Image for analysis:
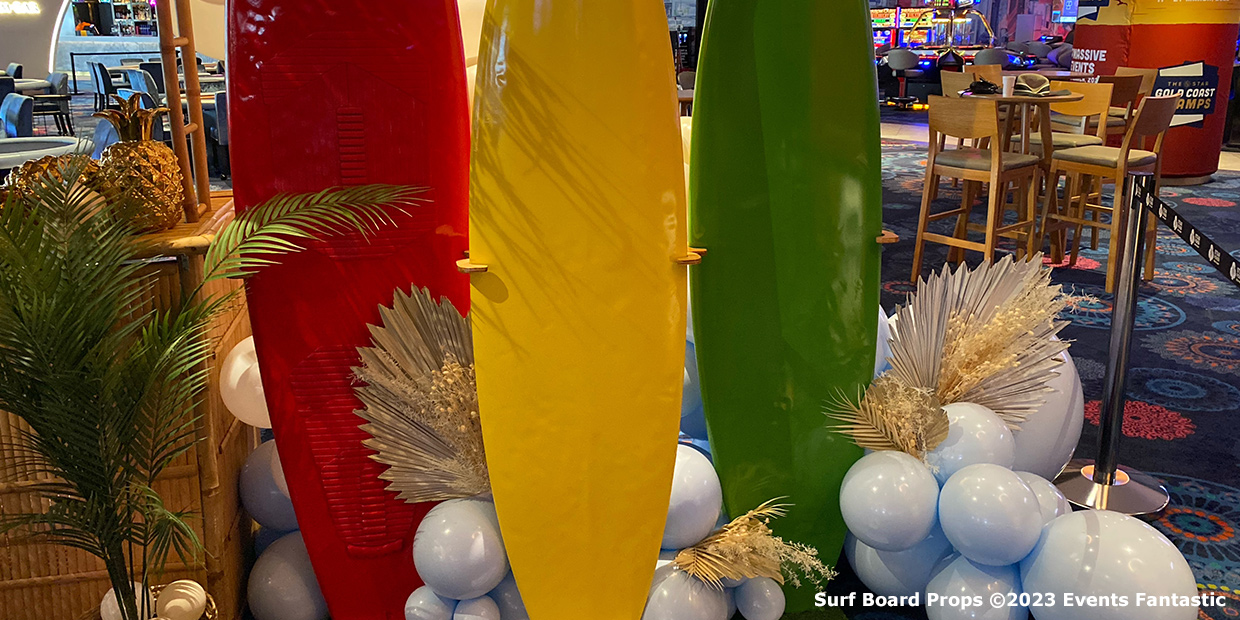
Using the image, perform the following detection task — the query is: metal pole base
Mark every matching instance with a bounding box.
[1054,458,1170,516]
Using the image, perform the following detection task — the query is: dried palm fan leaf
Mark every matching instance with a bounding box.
[886,254,1069,429]
[674,500,835,590]
[825,374,949,458]
[354,287,488,503]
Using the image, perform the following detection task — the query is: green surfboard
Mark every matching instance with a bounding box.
[689,0,882,610]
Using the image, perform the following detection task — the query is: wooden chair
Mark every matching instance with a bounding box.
[1111,66,1157,119]
[1037,95,1181,292]
[967,63,1003,85]
[911,96,1043,281]
[1053,74,1142,136]
[941,70,973,98]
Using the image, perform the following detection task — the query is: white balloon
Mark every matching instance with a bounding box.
[926,555,1027,620]
[845,524,953,597]
[725,589,736,619]
[642,567,728,620]
[734,577,785,620]
[248,532,328,620]
[656,549,679,571]
[101,582,156,620]
[487,573,528,620]
[221,336,272,428]
[840,451,940,551]
[271,443,290,499]
[938,464,1042,566]
[662,445,723,549]
[156,580,208,620]
[413,498,509,600]
[926,403,1015,485]
[1011,350,1084,479]
[1015,472,1070,526]
[405,587,456,620]
[454,596,500,620]
[1021,511,1198,620]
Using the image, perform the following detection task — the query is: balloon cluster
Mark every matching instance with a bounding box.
[643,445,785,620]
[404,498,527,620]
[840,399,1198,620]
[241,440,326,620]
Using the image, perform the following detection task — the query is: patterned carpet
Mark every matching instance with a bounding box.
[822,138,1240,620]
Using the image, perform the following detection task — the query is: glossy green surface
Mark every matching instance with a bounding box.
[689,0,882,610]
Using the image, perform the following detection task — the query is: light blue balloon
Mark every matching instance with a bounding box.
[681,341,707,439]
[925,403,1016,485]
[734,577,785,620]
[925,554,1026,620]
[241,441,299,532]
[939,465,1041,567]
[845,523,953,597]
[840,451,939,551]
[404,586,456,620]
[255,526,297,556]
[663,444,723,549]
[413,498,509,600]
[1014,472,1070,526]
[487,573,528,620]
[875,306,893,379]
[643,567,728,620]
[1020,511,1198,620]
[454,596,500,620]
[247,532,328,620]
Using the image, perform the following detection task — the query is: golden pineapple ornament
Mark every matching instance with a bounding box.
[94,94,185,232]
[3,154,106,202]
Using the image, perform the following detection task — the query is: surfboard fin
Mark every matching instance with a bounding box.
[456,258,489,273]
[675,251,704,266]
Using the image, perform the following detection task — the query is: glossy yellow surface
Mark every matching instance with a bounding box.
[468,2,688,619]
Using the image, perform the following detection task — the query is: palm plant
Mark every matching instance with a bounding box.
[0,155,424,620]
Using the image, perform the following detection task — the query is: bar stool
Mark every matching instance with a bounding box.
[911,96,1043,281]
[1037,95,1181,292]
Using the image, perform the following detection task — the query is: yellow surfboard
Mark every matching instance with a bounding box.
[466,2,691,619]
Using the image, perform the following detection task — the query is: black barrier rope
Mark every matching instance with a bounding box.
[1136,179,1240,289]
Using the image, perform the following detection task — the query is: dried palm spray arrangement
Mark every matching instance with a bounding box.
[828,255,1071,459]
[674,500,836,590]
[353,287,488,502]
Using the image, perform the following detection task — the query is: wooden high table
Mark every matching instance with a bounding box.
[968,91,1084,167]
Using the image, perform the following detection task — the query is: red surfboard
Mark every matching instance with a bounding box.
[228,2,470,619]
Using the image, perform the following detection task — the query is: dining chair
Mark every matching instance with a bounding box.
[967,63,1003,85]
[1053,74,1141,136]
[116,88,168,143]
[139,62,166,94]
[208,91,230,179]
[677,71,696,90]
[31,72,74,136]
[941,70,974,98]
[92,116,120,159]
[0,77,14,103]
[911,96,1043,281]
[1036,95,1181,292]
[1110,67,1157,120]
[5,63,22,79]
[1,93,34,138]
[126,68,164,103]
[973,49,1011,69]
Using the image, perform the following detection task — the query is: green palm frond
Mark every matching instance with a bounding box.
[0,155,424,620]
[204,185,427,281]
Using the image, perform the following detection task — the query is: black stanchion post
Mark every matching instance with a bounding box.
[1055,172,1171,515]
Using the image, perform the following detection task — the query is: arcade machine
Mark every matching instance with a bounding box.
[905,0,1004,73]
[872,8,899,53]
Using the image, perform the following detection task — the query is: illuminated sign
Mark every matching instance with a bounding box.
[871,8,898,28]
[900,7,933,27]
[0,1,41,14]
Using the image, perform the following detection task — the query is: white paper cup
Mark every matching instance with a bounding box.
[1002,75,1016,97]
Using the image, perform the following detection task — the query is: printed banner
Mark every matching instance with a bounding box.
[1152,61,1222,128]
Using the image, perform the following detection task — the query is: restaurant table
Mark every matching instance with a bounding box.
[184,76,227,94]
[969,92,1084,166]
[14,79,52,94]
[0,137,92,170]
[1003,69,1094,80]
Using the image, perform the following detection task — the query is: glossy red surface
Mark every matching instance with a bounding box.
[228,2,470,618]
